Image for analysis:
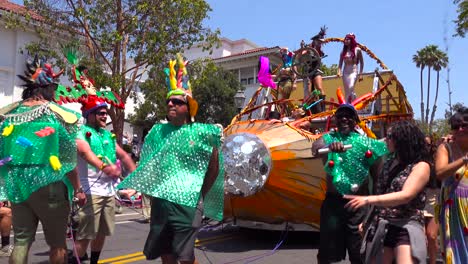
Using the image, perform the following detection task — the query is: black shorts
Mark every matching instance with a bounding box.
[383,225,410,248]
[143,197,203,261]
[318,192,367,264]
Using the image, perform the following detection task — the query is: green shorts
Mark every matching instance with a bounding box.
[76,195,115,240]
[143,197,203,261]
[11,181,70,248]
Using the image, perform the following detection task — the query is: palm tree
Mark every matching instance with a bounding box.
[412,49,427,123]
[423,45,439,125]
[429,49,449,132]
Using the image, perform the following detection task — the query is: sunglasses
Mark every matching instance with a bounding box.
[386,132,393,139]
[451,123,468,130]
[95,111,108,116]
[166,98,187,106]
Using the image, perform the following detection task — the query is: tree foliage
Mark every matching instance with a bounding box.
[412,45,448,133]
[131,59,241,128]
[10,0,219,141]
[454,0,468,37]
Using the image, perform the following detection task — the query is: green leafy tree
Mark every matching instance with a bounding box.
[454,0,468,37]
[412,49,427,123]
[413,45,448,132]
[445,102,466,118]
[320,64,339,76]
[11,0,219,142]
[429,49,449,130]
[132,59,241,128]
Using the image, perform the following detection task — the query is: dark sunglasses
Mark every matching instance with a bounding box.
[386,133,393,139]
[451,123,468,130]
[166,98,187,106]
[95,111,108,116]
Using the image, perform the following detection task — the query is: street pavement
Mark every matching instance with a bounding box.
[20,207,351,264]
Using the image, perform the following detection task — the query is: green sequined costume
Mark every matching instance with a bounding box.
[323,131,388,194]
[0,102,79,203]
[76,124,117,164]
[118,122,224,221]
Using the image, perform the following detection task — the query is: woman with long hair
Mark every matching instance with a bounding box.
[337,33,364,103]
[435,108,468,264]
[344,121,431,263]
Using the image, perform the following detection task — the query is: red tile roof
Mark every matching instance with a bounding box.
[0,0,43,21]
[214,46,280,60]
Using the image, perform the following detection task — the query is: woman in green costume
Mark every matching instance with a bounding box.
[0,56,86,264]
[119,54,224,264]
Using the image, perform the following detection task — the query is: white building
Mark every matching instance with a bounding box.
[184,37,282,108]
[0,0,143,139]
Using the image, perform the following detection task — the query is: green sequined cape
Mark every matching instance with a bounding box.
[118,122,224,221]
[0,102,79,202]
[323,131,388,195]
[76,124,117,165]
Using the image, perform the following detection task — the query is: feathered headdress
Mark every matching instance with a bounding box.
[54,46,125,117]
[17,55,64,86]
[165,53,198,121]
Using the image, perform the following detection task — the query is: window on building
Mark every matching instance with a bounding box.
[248,77,254,84]
[241,78,247,85]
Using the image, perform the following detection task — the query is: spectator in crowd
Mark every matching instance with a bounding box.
[0,201,12,257]
[345,120,431,264]
[435,107,468,264]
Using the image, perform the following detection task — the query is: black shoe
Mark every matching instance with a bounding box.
[69,252,89,264]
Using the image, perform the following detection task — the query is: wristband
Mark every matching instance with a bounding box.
[99,162,107,171]
[74,186,84,194]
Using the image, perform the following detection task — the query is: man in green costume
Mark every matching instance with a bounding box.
[119,55,224,264]
[71,96,136,264]
[312,104,387,264]
[0,56,86,264]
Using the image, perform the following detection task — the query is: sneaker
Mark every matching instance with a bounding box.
[0,244,13,257]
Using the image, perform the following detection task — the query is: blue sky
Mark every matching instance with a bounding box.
[204,0,467,119]
[11,0,465,119]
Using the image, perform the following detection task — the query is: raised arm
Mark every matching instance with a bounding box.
[435,143,467,180]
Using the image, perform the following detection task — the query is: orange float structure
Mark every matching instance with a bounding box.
[222,37,413,231]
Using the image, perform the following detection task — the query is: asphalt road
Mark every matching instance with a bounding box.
[21,207,350,264]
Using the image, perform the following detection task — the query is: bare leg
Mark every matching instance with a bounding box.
[394,244,415,264]
[180,258,199,264]
[0,207,12,238]
[90,234,106,252]
[49,247,67,264]
[382,247,395,264]
[74,239,91,258]
[425,217,439,264]
[313,75,325,96]
[9,244,30,264]
[161,254,178,264]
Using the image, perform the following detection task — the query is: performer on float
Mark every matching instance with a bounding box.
[307,26,327,113]
[337,33,364,103]
[311,89,387,264]
[0,56,86,263]
[118,54,224,264]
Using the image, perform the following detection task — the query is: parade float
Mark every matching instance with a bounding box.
[222,35,413,231]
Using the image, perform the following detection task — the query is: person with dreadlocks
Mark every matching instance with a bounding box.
[118,54,224,264]
[311,104,387,264]
[337,33,364,103]
[0,56,86,263]
[345,121,431,264]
